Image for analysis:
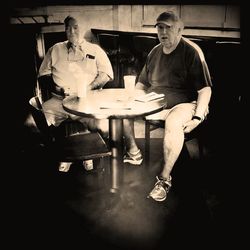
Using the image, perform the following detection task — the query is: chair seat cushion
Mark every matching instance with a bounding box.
[54,132,111,162]
[146,119,165,128]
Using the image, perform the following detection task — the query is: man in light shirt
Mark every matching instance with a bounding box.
[38,15,113,171]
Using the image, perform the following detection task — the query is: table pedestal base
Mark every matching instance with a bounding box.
[109,118,124,193]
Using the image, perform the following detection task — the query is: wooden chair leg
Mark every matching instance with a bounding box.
[145,120,151,168]
[185,137,203,160]
[97,157,106,189]
[198,137,204,160]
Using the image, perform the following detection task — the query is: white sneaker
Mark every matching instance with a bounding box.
[147,176,172,202]
[58,162,71,172]
[123,149,143,165]
[83,159,94,171]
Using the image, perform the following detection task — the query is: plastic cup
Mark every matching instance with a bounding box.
[123,75,136,100]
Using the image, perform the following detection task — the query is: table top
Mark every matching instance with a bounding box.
[62,88,167,119]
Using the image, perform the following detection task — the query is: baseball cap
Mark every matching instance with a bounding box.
[155,10,180,27]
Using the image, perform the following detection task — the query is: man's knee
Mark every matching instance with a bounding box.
[165,115,184,131]
[165,103,196,128]
[95,119,109,139]
[96,119,109,133]
[43,109,68,127]
[87,119,109,134]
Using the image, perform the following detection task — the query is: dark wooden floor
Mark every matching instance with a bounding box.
[9,127,240,249]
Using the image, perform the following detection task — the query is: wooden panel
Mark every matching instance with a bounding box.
[142,5,180,26]
[131,5,143,29]
[117,5,132,30]
[224,5,240,29]
[181,5,226,28]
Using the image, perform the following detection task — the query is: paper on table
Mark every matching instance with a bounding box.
[135,92,165,102]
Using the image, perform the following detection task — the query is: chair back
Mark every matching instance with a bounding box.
[132,35,159,76]
[29,96,52,143]
[133,35,159,56]
[28,96,111,163]
[97,33,119,55]
[96,33,122,88]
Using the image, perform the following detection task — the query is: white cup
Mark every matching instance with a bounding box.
[123,75,136,100]
[77,73,92,98]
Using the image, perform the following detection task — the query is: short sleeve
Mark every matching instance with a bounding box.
[137,60,151,88]
[187,46,212,90]
[95,45,114,80]
[38,46,53,77]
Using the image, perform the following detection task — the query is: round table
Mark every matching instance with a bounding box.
[63,88,166,193]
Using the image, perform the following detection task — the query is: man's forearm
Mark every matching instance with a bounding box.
[90,72,111,90]
[195,86,212,120]
[135,81,148,91]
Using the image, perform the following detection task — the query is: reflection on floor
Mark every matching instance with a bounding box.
[14,133,235,249]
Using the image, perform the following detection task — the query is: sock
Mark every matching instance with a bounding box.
[128,149,140,156]
[159,175,171,183]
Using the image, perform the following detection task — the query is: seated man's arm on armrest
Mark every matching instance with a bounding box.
[136,81,149,91]
[183,86,212,133]
[38,75,64,101]
[195,86,212,120]
[89,72,111,90]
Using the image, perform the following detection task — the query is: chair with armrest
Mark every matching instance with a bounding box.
[133,35,159,57]
[132,35,159,78]
[97,33,135,88]
[97,33,120,88]
[144,115,207,168]
[29,96,111,172]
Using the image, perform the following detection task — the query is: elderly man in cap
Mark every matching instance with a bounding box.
[123,10,212,202]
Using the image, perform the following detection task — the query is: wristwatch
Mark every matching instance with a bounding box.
[192,115,202,122]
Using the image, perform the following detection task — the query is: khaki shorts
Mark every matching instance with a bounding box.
[42,95,108,132]
[145,102,197,126]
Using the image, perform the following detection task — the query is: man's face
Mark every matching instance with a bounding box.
[65,18,81,45]
[156,22,180,49]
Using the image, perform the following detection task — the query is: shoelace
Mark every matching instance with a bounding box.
[155,177,171,189]
[155,180,167,189]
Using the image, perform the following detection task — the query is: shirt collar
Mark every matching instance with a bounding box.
[66,39,86,52]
